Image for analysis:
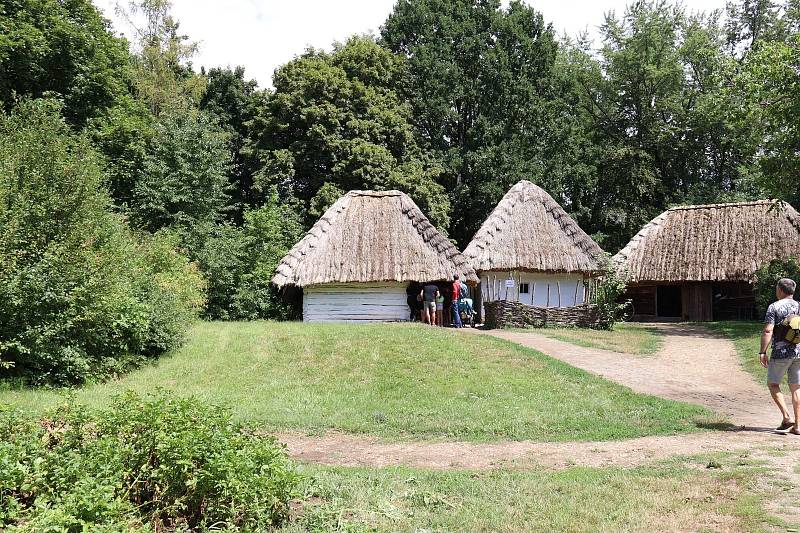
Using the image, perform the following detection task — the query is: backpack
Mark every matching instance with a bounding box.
[775,314,800,344]
[459,281,470,300]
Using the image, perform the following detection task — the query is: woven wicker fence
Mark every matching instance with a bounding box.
[484,300,603,329]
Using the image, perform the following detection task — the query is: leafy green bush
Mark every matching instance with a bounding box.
[753,258,800,316]
[0,100,205,384]
[592,254,631,330]
[195,189,304,320]
[131,110,232,233]
[0,392,299,531]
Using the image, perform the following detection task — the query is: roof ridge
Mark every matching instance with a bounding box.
[668,199,777,211]
[347,189,403,197]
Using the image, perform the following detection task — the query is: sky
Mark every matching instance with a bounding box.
[93,0,730,89]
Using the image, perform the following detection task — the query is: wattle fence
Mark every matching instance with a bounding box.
[483,300,603,329]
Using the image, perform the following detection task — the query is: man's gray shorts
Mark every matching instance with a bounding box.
[767,357,800,385]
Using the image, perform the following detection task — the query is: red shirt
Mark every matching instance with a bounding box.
[452,281,461,301]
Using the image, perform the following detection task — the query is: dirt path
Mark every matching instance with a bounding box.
[278,428,792,470]
[279,324,791,471]
[482,324,774,428]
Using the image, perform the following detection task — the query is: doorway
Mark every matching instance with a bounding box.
[656,285,682,318]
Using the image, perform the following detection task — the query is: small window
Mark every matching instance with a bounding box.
[519,283,530,294]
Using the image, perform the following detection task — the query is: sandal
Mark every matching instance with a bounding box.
[790,428,800,436]
[777,419,794,431]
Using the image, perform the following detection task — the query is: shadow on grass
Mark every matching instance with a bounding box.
[699,421,795,435]
[694,420,737,431]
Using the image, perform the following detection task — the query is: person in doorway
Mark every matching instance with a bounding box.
[421,283,439,326]
[436,292,445,327]
[759,278,800,434]
[407,283,423,321]
[451,275,463,328]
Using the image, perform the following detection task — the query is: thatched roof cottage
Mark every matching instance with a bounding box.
[614,200,800,321]
[464,180,603,310]
[272,190,478,322]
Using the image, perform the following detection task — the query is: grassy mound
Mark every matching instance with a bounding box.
[1,322,712,442]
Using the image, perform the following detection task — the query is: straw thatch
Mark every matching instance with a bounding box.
[614,200,800,283]
[272,190,478,287]
[463,180,603,273]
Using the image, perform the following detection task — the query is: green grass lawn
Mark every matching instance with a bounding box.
[534,323,664,355]
[0,321,712,442]
[704,321,765,382]
[282,456,781,532]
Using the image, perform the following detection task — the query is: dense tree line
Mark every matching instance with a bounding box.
[1,0,798,380]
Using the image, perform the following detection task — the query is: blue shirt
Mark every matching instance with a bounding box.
[765,298,800,359]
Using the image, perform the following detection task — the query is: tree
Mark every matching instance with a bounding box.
[196,189,304,320]
[115,0,205,115]
[736,33,800,204]
[381,0,591,245]
[0,0,132,126]
[130,110,232,233]
[0,100,204,384]
[725,0,800,52]
[200,66,261,215]
[563,1,760,250]
[89,96,156,210]
[248,36,449,229]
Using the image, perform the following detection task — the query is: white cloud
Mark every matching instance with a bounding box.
[93,0,728,89]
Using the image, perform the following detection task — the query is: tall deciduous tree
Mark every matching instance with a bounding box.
[565,1,759,250]
[248,36,450,229]
[131,110,231,232]
[200,66,261,215]
[116,0,205,115]
[736,33,800,203]
[381,0,592,245]
[0,0,132,126]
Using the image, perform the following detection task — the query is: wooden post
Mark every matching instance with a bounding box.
[556,280,561,308]
[546,283,550,308]
[574,279,580,305]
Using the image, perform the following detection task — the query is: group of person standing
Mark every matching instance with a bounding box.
[408,275,469,328]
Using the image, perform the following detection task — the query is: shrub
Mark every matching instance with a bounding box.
[131,110,232,233]
[195,189,304,320]
[753,258,800,316]
[592,253,630,330]
[0,100,205,384]
[0,392,299,531]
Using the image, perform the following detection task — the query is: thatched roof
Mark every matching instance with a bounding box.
[272,190,478,288]
[614,200,800,283]
[463,180,603,274]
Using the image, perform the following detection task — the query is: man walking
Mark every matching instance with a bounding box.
[760,278,800,434]
[451,275,463,328]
